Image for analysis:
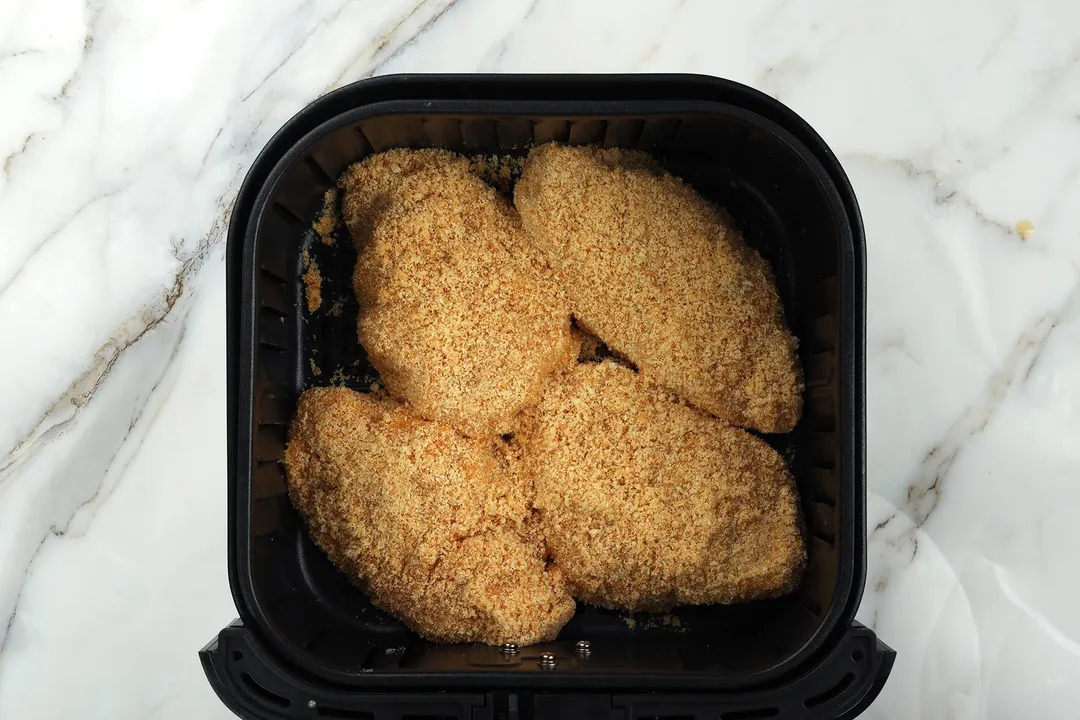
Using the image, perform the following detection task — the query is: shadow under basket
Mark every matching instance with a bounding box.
[203,74,893,720]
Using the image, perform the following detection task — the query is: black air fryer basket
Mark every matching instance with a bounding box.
[203,74,894,720]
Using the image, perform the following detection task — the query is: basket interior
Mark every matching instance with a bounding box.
[243,109,853,688]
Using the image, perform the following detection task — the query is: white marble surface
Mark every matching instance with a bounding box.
[1,0,1079,717]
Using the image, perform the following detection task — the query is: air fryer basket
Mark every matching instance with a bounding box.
[208,76,890,718]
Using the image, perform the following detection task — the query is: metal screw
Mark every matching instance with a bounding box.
[539,652,557,669]
[575,640,591,655]
[500,642,519,655]
[307,700,316,709]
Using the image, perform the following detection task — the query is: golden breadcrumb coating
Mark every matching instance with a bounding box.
[515,143,803,433]
[339,149,575,439]
[517,361,805,611]
[284,387,575,645]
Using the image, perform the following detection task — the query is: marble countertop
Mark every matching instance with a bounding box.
[2,0,1080,718]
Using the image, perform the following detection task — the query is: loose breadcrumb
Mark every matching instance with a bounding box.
[313,187,340,245]
[517,361,806,611]
[339,149,576,439]
[571,325,636,369]
[309,358,321,377]
[515,144,803,433]
[284,388,575,645]
[470,154,526,196]
[300,250,322,312]
[572,326,604,363]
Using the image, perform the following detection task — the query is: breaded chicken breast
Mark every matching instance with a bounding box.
[515,144,803,433]
[340,149,575,439]
[517,361,805,611]
[284,387,575,645]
